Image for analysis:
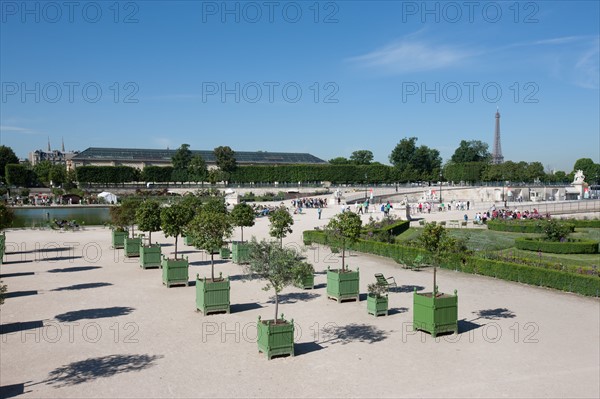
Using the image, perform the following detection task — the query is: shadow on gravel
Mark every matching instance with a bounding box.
[388,307,409,315]
[0,320,44,335]
[189,260,229,267]
[231,302,263,313]
[458,319,483,333]
[313,283,326,289]
[321,323,388,345]
[0,382,32,398]
[267,292,320,304]
[389,285,425,293]
[52,283,113,291]
[43,354,163,388]
[6,247,73,255]
[0,272,35,278]
[0,260,34,265]
[47,266,101,273]
[4,290,38,299]
[294,341,324,356]
[54,307,134,322]
[472,308,516,320]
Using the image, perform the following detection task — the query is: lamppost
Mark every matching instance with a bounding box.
[439,170,443,205]
[365,173,368,199]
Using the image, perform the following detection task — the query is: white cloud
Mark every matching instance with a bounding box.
[0,125,41,135]
[347,36,477,74]
[573,41,600,89]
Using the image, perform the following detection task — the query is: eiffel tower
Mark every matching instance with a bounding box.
[491,108,504,164]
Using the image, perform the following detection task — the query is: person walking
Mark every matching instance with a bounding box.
[317,207,322,220]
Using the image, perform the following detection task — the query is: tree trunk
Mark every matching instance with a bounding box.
[433,265,437,296]
[149,231,152,243]
[211,253,215,281]
[274,292,279,322]
[174,236,178,260]
[241,226,244,243]
[280,236,283,249]
[341,239,346,272]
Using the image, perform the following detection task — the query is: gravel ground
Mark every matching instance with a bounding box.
[1,204,598,398]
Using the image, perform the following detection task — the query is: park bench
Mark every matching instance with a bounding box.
[374,273,397,291]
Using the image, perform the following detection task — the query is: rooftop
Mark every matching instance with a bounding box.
[72,147,327,165]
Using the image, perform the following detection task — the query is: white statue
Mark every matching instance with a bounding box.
[573,170,585,184]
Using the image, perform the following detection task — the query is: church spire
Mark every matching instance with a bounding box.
[47,137,51,152]
[61,137,65,152]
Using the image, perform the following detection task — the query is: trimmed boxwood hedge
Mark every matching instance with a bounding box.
[303,230,600,296]
[515,237,599,254]
[564,219,600,228]
[487,220,575,234]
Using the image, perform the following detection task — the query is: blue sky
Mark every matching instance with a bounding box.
[1,0,598,172]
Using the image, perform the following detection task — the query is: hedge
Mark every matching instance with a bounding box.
[487,220,575,234]
[303,230,600,296]
[563,219,600,228]
[515,237,599,254]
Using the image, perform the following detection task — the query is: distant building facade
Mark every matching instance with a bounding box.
[68,147,327,170]
[29,138,79,166]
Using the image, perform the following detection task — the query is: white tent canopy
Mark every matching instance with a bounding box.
[98,191,118,204]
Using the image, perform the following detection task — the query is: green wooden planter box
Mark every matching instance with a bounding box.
[297,274,314,289]
[184,235,192,245]
[326,267,359,302]
[161,256,189,287]
[220,247,231,259]
[257,316,295,360]
[196,275,230,315]
[413,289,458,338]
[367,294,388,316]
[139,244,162,269]
[232,241,250,264]
[111,230,127,249]
[124,237,142,258]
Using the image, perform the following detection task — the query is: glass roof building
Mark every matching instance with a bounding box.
[69,147,326,170]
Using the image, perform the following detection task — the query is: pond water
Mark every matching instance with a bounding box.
[12,207,111,228]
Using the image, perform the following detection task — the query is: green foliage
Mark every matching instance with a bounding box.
[141,166,174,183]
[443,162,487,183]
[515,237,599,254]
[135,200,162,242]
[0,203,15,229]
[0,145,19,179]
[268,207,294,247]
[349,150,374,165]
[110,198,140,236]
[188,155,207,183]
[76,166,140,185]
[244,238,313,320]
[33,160,53,183]
[172,144,192,170]
[187,209,233,280]
[230,203,256,242]
[389,137,442,181]
[450,140,491,163]
[160,202,194,259]
[325,212,362,271]
[214,146,237,173]
[49,164,67,186]
[329,157,351,165]
[539,219,573,242]
[5,164,36,187]
[202,197,227,214]
[367,282,387,298]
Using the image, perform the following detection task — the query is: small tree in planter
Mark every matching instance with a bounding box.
[136,200,162,268]
[114,198,142,257]
[413,222,460,337]
[244,238,312,359]
[188,208,233,314]
[367,283,388,316]
[159,203,194,287]
[109,205,128,249]
[269,206,294,248]
[230,203,255,243]
[324,212,362,302]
